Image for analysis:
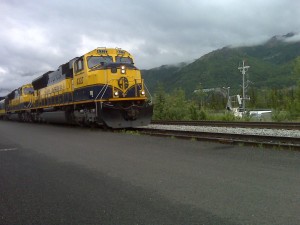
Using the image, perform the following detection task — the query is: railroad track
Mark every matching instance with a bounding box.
[151,120,300,130]
[134,127,300,150]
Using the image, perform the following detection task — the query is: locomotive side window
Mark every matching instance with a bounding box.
[0,100,4,110]
[14,89,20,98]
[75,58,84,73]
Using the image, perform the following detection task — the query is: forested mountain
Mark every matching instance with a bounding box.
[142,33,300,95]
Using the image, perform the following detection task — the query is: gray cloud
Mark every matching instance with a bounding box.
[0,0,299,95]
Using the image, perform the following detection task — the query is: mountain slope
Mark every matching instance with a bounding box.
[142,33,300,95]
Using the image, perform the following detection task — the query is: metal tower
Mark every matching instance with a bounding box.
[238,60,250,113]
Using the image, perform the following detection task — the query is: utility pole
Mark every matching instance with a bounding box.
[223,86,230,110]
[238,60,250,113]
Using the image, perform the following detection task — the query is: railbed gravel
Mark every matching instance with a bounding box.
[145,124,300,138]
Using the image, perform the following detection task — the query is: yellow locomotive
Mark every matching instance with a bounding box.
[3,48,153,128]
[4,84,34,121]
[0,98,5,119]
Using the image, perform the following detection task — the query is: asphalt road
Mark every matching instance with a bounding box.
[0,121,299,225]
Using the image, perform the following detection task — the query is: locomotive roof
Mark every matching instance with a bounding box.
[7,89,17,100]
[85,48,133,58]
[32,71,53,90]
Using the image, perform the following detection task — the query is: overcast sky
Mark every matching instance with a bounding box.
[0,0,300,95]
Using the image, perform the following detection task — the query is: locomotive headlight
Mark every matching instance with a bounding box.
[114,91,119,96]
[141,90,145,96]
[121,65,126,74]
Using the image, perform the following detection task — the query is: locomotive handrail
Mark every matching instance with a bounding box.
[27,101,32,109]
[94,83,108,101]
[100,84,109,100]
[144,82,152,103]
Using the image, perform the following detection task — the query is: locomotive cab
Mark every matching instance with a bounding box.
[72,48,153,128]
[20,84,34,107]
[6,84,35,121]
[7,84,34,111]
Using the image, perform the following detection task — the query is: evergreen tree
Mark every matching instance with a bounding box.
[165,88,189,120]
[153,83,167,120]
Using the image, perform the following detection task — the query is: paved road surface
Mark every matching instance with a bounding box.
[0,121,299,225]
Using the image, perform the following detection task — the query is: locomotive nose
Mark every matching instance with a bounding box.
[125,107,139,120]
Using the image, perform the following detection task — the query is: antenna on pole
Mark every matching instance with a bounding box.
[238,60,250,114]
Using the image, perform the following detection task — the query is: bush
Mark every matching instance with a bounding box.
[198,110,208,120]
[220,112,237,121]
[271,110,289,122]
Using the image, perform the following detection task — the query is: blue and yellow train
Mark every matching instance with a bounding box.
[0,48,153,128]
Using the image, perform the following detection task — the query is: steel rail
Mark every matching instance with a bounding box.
[134,127,300,150]
[151,120,300,130]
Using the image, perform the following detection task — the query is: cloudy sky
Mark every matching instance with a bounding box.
[0,0,299,95]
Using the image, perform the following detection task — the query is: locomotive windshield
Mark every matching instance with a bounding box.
[23,87,34,95]
[115,56,133,64]
[87,56,113,68]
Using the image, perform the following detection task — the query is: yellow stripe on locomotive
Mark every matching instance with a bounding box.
[37,78,73,106]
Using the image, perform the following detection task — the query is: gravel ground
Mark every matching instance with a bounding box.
[146,124,300,138]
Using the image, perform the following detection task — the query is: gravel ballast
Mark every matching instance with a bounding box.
[146,124,300,138]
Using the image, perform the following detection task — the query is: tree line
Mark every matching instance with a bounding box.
[152,57,300,121]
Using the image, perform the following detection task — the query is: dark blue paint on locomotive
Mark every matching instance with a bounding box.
[73,84,143,102]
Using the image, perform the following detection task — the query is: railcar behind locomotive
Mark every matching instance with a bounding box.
[1,48,153,128]
[0,99,5,119]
